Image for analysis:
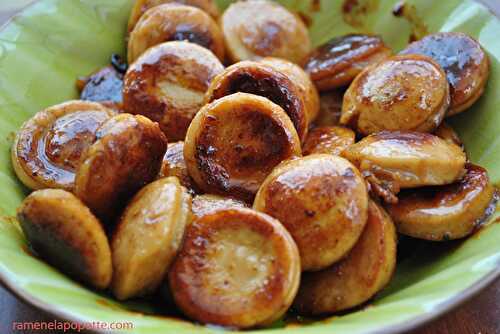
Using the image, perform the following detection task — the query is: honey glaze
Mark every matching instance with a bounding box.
[12,101,115,191]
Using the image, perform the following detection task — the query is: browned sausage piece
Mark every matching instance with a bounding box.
[303,34,391,91]
[254,154,368,271]
[400,32,489,115]
[221,0,310,63]
[128,4,225,63]
[184,92,301,202]
[340,54,449,135]
[74,114,167,223]
[293,200,397,315]
[11,101,115,191]
[124,41,224,141]
[205,61,310,141]
[111,177,191,300]
[128,0,220,34]
[169,208,300,328]
[387,164,496,241]
[17,189,112,290]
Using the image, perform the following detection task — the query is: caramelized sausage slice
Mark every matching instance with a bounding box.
[340,54,449,135]
[387,164,496,241]
[123,41,224,141]
[11,101,115,191]
[192,194,247,220]
[205,61,310,141]
[17,189,112,289]
[342,131,466,200]
[303,34,392,91]
[221,0,311,63]
[302,126,355,156]
[293,200,397,315]
[128,0,220,33]
[254,154,368,271]
[75,114,168,222]
[158,141,198,194]
[111,177,191,300]
[184,93,302,202]
[128,4,225,63]
[400,32,489,115]
[169,208,300,328]
[260,57,320,124]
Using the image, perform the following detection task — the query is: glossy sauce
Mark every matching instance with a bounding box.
[400,32,489,114]
[304,34,387,79]
[14,102,115,190]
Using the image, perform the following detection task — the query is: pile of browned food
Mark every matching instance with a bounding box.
[11,0,497,329]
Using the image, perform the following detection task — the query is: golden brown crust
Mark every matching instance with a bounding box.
[260,57,320,124]
[11,101,115,191]
[340,54,449,135]
[303,34,392,91]
[123,41,224,141]
[341,131,467,190]
[400,32,489,115]
[158,141,198,194]
[185,93,302,202]
[128,0,220,34]
[17,189,112,289]
[254,154,368,271]
[387,164,495,241]
[191,194,247,220]
[221,0,311,63]
[169,208,300,328]
[293,200,397,315]
[74,114,168,223]
[128,4,225,64]
[302,126,355,156]
[111,177,192,300]
[205,61,309,141]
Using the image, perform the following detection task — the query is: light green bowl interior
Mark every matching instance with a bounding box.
[0,1,499,333]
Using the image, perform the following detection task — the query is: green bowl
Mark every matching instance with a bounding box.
[0,0,499,333]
